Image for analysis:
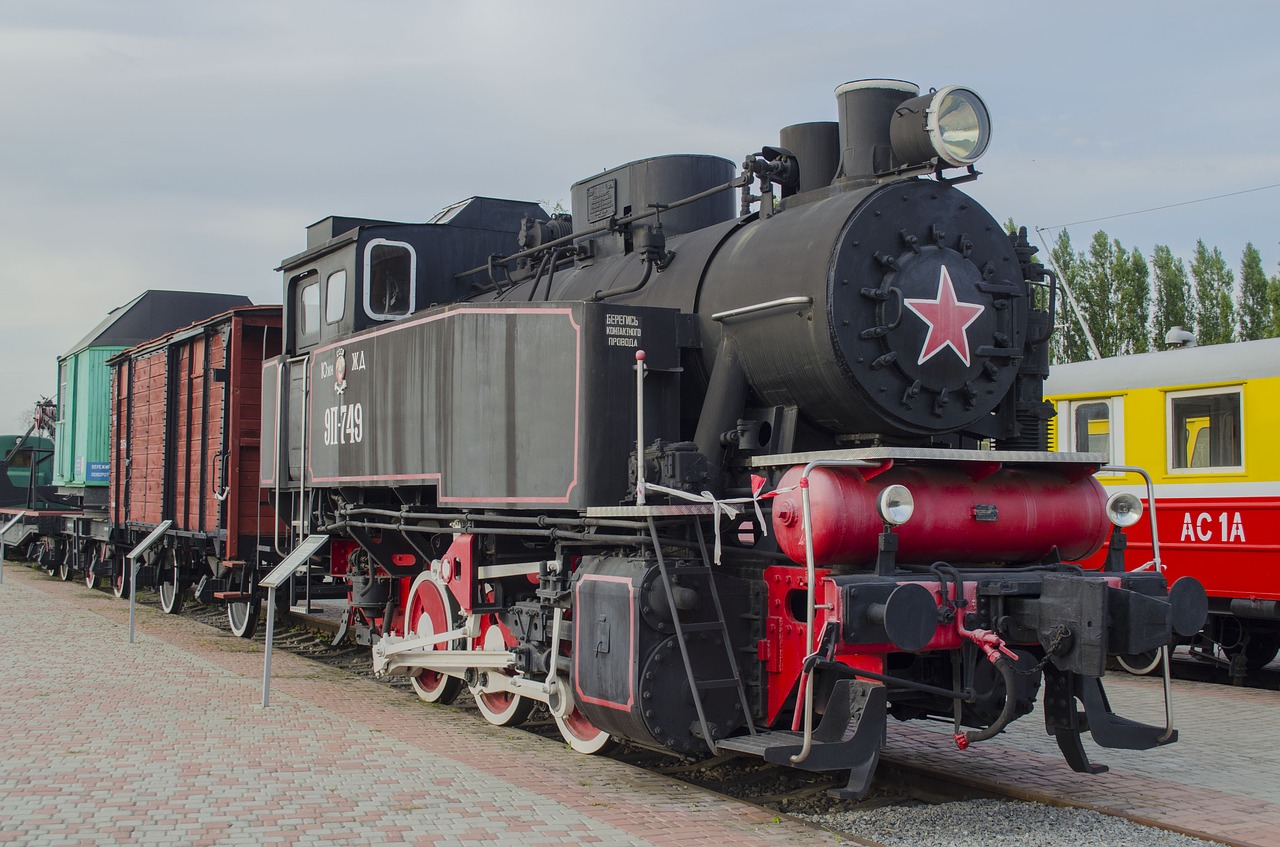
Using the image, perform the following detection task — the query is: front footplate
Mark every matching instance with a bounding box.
[717,679,887,799]
[1043,665,1176,774]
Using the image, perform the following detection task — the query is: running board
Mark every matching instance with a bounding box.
[717,679,886,799]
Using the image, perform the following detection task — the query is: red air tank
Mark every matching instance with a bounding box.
[771,464,1111,567]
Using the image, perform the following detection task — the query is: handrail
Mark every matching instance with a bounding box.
[1105,464,1162,571]
[274,354,311,563]
[1104,464,1175,742]
[790,458,880,764]
[711,297,813,323]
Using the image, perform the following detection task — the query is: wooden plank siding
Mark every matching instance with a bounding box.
[109,306,283,562]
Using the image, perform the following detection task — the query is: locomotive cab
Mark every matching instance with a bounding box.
[280,198,549,355]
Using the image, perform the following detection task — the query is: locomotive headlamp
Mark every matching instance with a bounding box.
[890,85,992,168]
[876,484,915,526]
[1105,491,1144,528]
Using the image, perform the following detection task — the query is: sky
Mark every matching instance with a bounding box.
[3,1,1279,430]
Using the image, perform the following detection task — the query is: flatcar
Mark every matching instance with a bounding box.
[260,78,1205,793]
[1046,334,1280,679]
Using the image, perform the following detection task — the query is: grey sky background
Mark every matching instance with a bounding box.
[3,1,1279,430]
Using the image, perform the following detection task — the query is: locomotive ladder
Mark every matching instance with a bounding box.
[645,514,756,754]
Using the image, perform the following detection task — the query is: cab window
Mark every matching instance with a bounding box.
[298,279,321,340]
[1168,388,1242,471]
[364,239,416,320]
[325,270,347,324]
[7,446,31,468]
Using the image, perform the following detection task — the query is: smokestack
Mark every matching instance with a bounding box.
[832,79,919,185]
[778,122,840,194]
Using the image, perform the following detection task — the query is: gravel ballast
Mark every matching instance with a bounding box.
[799,798,1223,847]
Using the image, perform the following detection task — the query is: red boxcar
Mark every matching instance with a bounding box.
[109,305,282,634]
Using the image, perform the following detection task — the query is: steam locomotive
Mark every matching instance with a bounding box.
[263,79,1207,795]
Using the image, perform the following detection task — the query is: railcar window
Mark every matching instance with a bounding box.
[1073,402,1111,457]
[1169,389,1242,471]
[299,281,320,339]
[57,362,68,424]
[1058,397,1121,465]
[325,270,346,324]
[364,240,416,320]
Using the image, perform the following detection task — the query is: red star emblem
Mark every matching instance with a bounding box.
[903,265,985,367]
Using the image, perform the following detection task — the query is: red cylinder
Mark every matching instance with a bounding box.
[771,464,1110,567]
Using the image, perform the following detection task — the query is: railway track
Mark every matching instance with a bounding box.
[165,596,1222,847]
[175,600,973,813]
[1153,652,1280,689]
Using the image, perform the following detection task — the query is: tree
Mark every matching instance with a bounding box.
[1190,240,1235,345]
[1238,242,1272,340]
[1049,230,1094,364]
[1079,232,1122,358]
[1065,231,1152,359]
[1046,229,1154,362]
[1112,240,1151,354]
[1151,245,1193,345]
[1270,268,1280,338]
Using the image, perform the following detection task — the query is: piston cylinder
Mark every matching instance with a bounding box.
[771,464,1111,567]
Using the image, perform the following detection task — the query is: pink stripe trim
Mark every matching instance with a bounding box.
[304,308,582,502]
[574,573,635,712]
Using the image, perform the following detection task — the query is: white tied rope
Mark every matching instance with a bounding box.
[640,480,783,565]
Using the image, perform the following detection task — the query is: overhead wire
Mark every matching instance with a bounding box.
[1036,182,1280,233]
[1029,182,1280,361]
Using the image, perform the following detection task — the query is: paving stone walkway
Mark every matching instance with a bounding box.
[5,561,1277,847]
[0,564,846,847]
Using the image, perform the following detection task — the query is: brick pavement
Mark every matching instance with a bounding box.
[879,651,1280,847]
[0,563,849,847]
[4,560,1278,847]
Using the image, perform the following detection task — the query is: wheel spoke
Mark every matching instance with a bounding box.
[111,555,131,599]
[406,575,462,705]
[227,566,260,638]
[159,550,184,615]
[471,622,533,727]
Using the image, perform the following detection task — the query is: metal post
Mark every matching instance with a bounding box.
[128,554,139,643]
[635,350,646,506]
[126,521,173,644]
[262,586,277,707]
[258,534,330,708]
[0,512,26,588]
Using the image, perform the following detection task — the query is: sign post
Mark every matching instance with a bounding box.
[0,512,27,589]
[127,521,172,644]
[258,534,329,707]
